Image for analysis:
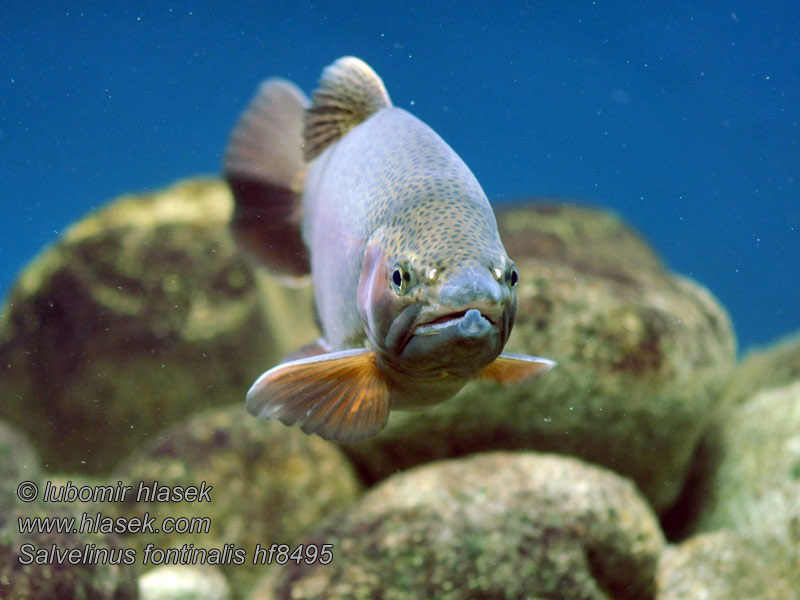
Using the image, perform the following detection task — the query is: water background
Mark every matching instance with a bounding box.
[3,2,798,353]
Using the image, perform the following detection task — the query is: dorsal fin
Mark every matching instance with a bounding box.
[223,79,311,280]
[304,56,392,161]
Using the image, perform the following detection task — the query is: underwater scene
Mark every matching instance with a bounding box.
[1,3,798,599]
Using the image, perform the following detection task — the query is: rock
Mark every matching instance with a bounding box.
[110,404,362,598]
[0,178,315,473]
[498,202,664,272]
[0,505,138,599]
[656,531,796,599]
[342,203,736,511]
[695,380,800,588]
[724,330,800,405]
[0,420,39,511]
[253,452,665,600]
[138,565,231,600]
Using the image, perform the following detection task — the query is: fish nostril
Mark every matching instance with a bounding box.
[439,269,504,306]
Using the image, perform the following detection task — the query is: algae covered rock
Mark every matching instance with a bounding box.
[656,531,796,600]
[724,330,800,405]
[111,404,362,597]
[695,380,800,588]
[138,565,231,600]
[0,178,313,474]
[0,420,40,512]
[255,452,665,600]
[0,505,138,599]
[343,203,736,511]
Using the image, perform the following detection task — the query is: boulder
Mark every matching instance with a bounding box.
[253,452,665,600]
[724,330,800,405]
[694,380,800,589]
[0,419,40,511]
[657,531,796,599]
[138,565,231,600]
[0,505,138,599]
[111,404,362,597]
[0,178,314,473]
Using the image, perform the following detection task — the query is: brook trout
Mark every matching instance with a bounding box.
[224,56,554,442]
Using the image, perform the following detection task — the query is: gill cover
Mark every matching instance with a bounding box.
[356,236,419,355]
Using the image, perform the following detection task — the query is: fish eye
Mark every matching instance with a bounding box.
[390,261,415,295]
[504,261,518,288]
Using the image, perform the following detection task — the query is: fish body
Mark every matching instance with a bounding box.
[224,57,554,441]
[307,105,512,393]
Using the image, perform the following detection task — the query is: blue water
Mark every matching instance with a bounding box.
[2,2,798,353]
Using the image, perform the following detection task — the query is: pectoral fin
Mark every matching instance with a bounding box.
[477,353,556,385]
[246,349,392,442]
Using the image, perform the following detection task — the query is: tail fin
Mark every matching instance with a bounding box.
[223,79,310,280]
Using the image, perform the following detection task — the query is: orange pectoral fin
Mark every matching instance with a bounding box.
[477,352,556,385]
[246,348,392,442]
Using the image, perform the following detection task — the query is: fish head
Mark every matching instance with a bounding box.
[357,224,518,380]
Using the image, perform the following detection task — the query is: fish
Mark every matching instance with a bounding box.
[223,56,555,442]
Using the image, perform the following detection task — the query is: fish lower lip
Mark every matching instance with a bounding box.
[414,309,494,335]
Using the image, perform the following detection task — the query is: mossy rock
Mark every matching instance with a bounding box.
[695,380,800,589]
[0,420,40,512]
[0,178,314,473]
[0,505,138,599]
[138,565,232,600]
[252,452,665,600]
[341,203,736,511]
[110,404,363,598]
[724,330,800,405]
[657,531,796,599]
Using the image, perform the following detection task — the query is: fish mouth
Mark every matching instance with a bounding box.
[383,302,508,358]
[412,304,502,336]
[414,309,492,335]
[382,305,507,377]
